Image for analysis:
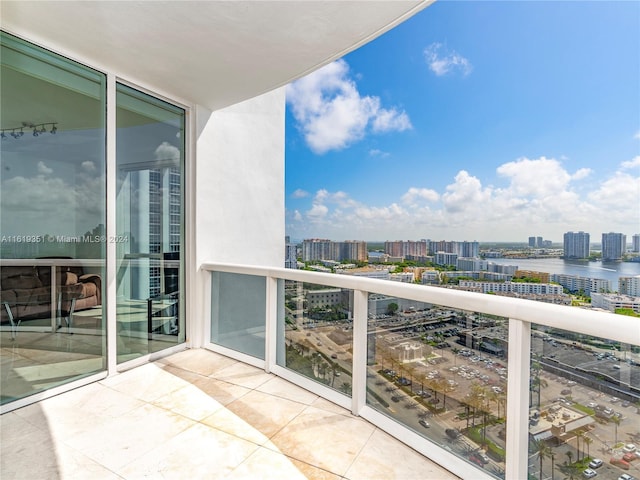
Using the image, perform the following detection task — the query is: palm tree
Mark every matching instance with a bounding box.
[533,439,552,480]
[565,450,573,466]
[576,430,584,461]
[583,435,593,461]
[610,415,621,445]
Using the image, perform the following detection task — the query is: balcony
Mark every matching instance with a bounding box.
[0,348,457,480]
[2,263,639,479]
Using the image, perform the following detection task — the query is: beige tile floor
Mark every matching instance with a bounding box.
[0,348,459,480]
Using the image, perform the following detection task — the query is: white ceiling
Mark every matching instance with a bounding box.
[1,1,432,111]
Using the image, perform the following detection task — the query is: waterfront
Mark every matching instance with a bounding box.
[489,257,640,286]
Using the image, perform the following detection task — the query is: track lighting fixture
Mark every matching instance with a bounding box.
[1,122,58,140]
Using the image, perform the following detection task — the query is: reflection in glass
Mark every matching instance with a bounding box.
[366,297,508,478]
[277,280,354,394]
[211,272,266,359]
[115,84,185,363]
[528,325,639,480]
[0,32,106,405]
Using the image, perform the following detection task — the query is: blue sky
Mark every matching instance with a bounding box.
[285,1,640,243]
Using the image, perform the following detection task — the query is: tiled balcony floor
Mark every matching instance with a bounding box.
[1,348,459,479]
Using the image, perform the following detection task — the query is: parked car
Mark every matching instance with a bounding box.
[583,468,597,478]
[445,428,461,440]
[623,453,637,463]
[610,458,630,470]
[623,444,637,453]
[588,459,603,469]
[617,474,636,480]
[419,419,430,428]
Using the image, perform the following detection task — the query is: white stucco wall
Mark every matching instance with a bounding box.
[194,88,286,268]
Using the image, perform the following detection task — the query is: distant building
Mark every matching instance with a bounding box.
[338,267,390,281]
[285,237,298,269]
[456,257,488,271]
[550,274,610,295]
[306,288,350,309]
[514,270,550,283]
[459,280,564,295]
[563,231,590,259]
[384,240,427,258]
[487,262,518,276]
[591,292,640,314]
[528,236,545,248]
[619,275,640,297]
[601,232,626,261]
[302,239,367,262]
[435,251,458,267]
[633,234,640,253]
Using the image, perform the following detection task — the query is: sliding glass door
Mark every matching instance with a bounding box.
[0,32,107,405]
[115,84,185,363]
[0,32,187,407]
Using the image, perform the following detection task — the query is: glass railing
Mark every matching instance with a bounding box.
[203,262,640,480]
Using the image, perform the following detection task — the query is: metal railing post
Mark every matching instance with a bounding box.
[505,318,531,480]
[352,289,368,416]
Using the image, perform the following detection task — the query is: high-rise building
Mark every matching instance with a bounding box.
[285,237,298,269]
[563,231,590,259]
[302,239,367,262]
[384,240,428,258]
[632,234,640,253]
[456,241,479,258]
[602,232,626,261]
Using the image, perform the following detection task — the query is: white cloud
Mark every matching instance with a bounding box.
[81,161,96,173]
[402,187,440,205]
[372,108,412,133]
[369,149,390,158]
[154,141,180,163]
[286,59,411,154]
[291,188,309,199]
[621,155,640,170]
[442,171,491,213]
[307,203,328,221]
[496,157,571,197]
[572,168,592,180]
[287,155,639,241]
[424,43,472,77]
[37,161,53,175]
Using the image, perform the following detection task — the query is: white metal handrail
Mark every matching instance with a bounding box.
[202,261,640,480]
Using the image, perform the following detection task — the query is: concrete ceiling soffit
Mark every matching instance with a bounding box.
[1,1,432,110]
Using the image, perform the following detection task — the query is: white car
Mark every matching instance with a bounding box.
[583,468,597,479]
[623,444,636,453]
[588,459,603,469]
[617,474,636,480]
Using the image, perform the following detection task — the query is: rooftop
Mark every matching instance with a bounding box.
[1,348,458,480]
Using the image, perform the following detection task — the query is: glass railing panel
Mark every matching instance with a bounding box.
[366,295,508,478]
[529,325,640,480]
[277,280,354,395]
[210,271,265,359]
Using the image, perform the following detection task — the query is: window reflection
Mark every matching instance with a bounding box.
[0,31,106,405]
[115,84,185,363]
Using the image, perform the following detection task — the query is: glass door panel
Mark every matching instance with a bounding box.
[0,32,106,405]
[115,84,185,363]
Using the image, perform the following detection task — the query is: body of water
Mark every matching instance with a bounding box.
[488,257,640,286]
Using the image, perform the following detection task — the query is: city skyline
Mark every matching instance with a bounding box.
[285,1,640,242]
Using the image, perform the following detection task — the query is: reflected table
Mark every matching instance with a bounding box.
[2,292,85,340]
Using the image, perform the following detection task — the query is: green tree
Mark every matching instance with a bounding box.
[533,439,552,480]
[386,302,399,315]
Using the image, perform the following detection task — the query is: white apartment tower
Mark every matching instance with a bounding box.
[632,234,640,253]
[602,232,626,261]
[563,231,590,259]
